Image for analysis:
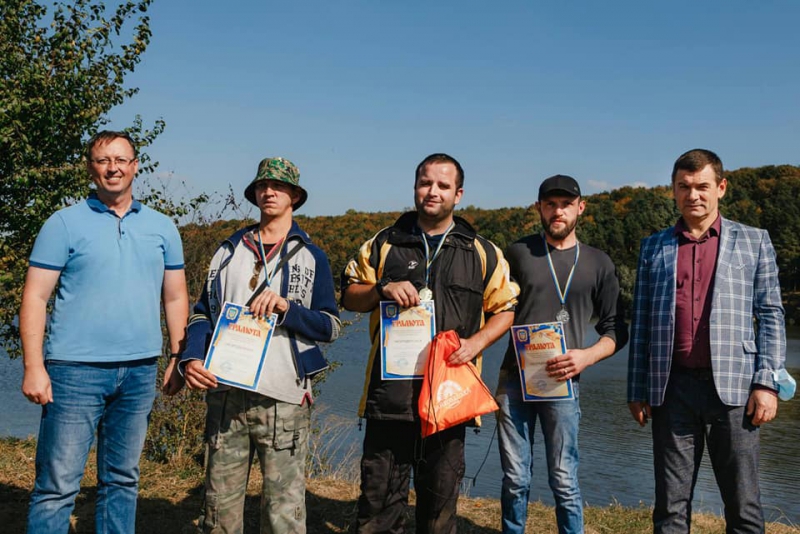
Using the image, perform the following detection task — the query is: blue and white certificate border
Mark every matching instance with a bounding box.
[511,322,574,402]
[204,301,276,391]
[379,300,436,380]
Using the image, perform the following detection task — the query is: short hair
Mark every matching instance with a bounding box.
[672,148,723,183]
[85,130,138,160]
[415,153,464,189]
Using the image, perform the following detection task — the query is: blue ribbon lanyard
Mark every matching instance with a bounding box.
[257,233,286,289]
[421,222,455,290]
[544,234,580,315]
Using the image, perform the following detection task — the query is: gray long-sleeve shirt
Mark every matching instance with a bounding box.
[501,234,629,378]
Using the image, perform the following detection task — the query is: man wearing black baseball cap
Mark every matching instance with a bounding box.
[496,174,628,534]
[538,174,582,200]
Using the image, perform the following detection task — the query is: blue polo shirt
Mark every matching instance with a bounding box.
[29,194,185,362]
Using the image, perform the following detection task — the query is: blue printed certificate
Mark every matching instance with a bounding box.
[379,300,436,380]
[510,322,574,401]
[204,301,277,391]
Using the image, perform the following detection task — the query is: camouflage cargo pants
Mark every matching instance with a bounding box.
[200,389,310,534]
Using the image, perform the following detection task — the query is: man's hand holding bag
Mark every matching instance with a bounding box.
[418,330,499,438]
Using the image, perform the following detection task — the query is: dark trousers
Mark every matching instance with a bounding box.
[354,419,466,534]
[651,370,764,534]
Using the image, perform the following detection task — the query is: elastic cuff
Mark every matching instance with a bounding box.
[277,300,290,326]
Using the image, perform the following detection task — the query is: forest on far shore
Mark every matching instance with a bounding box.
[180,164,800,323]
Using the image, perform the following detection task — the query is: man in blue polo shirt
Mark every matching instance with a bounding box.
[19,130,189,534]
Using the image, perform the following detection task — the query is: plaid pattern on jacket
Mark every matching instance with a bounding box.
[627,217,786,407]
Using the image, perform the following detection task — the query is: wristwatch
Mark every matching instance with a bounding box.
[375,277,392,299]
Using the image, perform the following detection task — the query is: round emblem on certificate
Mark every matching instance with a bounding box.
[419,287,433,301]
[555,307,570,323]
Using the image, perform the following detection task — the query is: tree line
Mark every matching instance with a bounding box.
[181,164,800,323]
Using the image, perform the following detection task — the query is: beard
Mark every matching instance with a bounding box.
[542,216,577,241]
[416,199,455,225]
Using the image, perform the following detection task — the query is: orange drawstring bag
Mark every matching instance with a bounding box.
[418,330,499,438]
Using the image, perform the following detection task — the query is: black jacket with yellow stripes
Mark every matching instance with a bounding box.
[341,212,518,422]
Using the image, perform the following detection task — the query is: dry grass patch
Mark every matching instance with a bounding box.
[2,437,797,533]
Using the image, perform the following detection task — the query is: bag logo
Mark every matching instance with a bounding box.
[436,380,471,410]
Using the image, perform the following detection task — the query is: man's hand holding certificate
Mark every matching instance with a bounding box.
[510,322,574,401]
[204,302,277,391]
[380,300,436,380]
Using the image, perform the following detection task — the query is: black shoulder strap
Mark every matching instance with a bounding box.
[478,237,495,288]
[246,241,306,306]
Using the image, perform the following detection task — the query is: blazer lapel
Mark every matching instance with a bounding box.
[710,217,737,375]
[660,230,678,292]
[711,217,737,321]
[716,217,736,271]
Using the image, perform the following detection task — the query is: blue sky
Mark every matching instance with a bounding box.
[108,0,800,217]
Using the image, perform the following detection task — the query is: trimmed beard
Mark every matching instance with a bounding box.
[543,217,577,241]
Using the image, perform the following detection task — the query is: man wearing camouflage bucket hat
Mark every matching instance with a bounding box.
[244,156,308,209]
[179,156,341,533]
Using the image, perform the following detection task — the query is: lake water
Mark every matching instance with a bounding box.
[313,314,800,526]
[2,315,799,525]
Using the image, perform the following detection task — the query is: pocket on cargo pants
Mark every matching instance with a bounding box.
[272,401,310,452]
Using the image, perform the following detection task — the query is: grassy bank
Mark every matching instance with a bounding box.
[1,437,797,533]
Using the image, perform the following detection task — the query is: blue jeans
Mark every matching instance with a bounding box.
[652,369,764,534]
[496,369,583,534]
[27,358,158,534]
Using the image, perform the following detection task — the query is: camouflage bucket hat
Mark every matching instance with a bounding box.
[244,157,308,210]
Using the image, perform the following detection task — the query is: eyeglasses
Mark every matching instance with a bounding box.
[249,261,264,290]
[91,157,135,166]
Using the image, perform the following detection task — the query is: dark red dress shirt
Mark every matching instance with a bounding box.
[672,215,721,369]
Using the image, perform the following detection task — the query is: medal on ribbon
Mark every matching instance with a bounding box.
[419,222,455,301]
[544,234,580,324]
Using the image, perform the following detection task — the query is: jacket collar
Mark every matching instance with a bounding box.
[392,211,477,241]
[226,219,313,250]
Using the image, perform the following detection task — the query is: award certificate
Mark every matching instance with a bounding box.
[204,301,277,391]
[510,322,574,401]
[380,300,436,380]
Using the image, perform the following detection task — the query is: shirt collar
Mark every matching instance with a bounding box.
[86,192,142,215]
[674,213,721,240]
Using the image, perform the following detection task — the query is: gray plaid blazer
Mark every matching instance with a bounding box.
[627,217,786,407]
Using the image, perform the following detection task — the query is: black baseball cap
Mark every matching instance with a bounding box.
[538,174,581,200]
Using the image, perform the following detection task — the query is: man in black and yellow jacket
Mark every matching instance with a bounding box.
[342,153,518,534]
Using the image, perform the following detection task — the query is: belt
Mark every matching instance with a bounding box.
[672,365,713,381]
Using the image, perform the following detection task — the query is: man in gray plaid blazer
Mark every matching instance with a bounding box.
[627,149,786,534]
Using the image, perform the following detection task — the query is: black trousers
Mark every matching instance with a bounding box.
[354,419,466,534]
